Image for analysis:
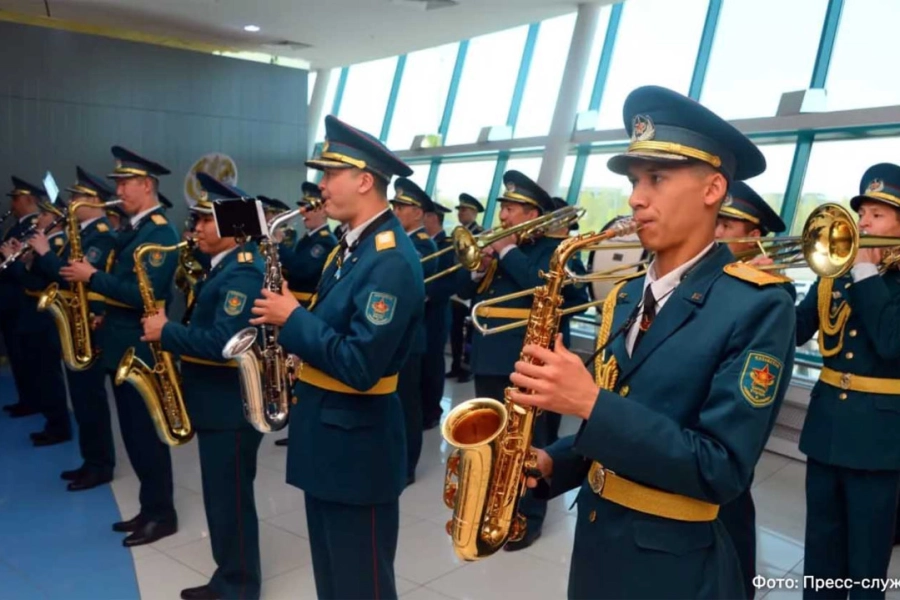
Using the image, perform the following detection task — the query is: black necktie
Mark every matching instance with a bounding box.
[634,285,657,351]
[335,237,350,269]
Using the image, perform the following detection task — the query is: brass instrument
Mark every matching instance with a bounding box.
[222,208,305,433]
[174,235,204,309]
[0,219,53,272]
[115,241,194,446]
[38,199,122,371]
[441,217,640,561]
[423,205,584,283]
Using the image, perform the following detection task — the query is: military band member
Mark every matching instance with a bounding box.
[456,170,558,550]
[2,191,71,446]
[30,168,117,487]
[712,180,787,598]
[60,146,180,547]
[279,182,337,307]
[446,193,484,383]
[390,177,438,485]
[794,164,900,600]
[142,175,266,600]
[422,201,454,429]
[0,178,42,417]
[250,115,424,600]
[510,86,796,599]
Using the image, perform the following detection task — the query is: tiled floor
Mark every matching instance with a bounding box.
[10,371,900,599]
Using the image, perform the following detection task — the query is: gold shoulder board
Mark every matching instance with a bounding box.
[319,230,330,237]
[54,237,64,246]
[724,262,792,286]
[96,223,109,232]
[375,231,396,252]
[151,214,168,226]
[417,232,430,240]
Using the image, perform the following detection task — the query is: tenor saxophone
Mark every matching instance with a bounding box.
[441,217,639,561]
[38,199,122,371]
[222,208,304,433]
[115,240,194,446]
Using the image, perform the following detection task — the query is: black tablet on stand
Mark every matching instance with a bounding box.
[212,198,267,241]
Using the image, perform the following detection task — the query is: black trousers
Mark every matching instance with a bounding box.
[109,372,175,521]
[305,495,399,600]
[804,458,900,599]
[449,302,470,374]
[398,353,423,479]
[67,362,115,474]
[474,374,561,534]
[0,310,31,409]
[20,329,69,436]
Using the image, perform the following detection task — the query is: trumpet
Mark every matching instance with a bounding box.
[423,205,584,283]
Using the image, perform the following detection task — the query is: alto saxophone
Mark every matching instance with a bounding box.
[222,207,305,433]
[175,235,204,310]
[441,217,639,561]
[115,240,195,446]
[38,199,122,371]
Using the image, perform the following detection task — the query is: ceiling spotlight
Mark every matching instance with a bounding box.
[243,25,261,32]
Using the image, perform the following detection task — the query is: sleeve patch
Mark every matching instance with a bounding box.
[148,249,165,267]
[150,214,168,226]
[85,246,102,265]
[224,290,248,316]
[375,231,396,252]
[310,244,325,258]
[740,352,782,408]
[365,291,396,326]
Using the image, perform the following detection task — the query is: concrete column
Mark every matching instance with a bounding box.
[537,3,600,197]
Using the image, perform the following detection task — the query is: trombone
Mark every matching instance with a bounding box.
[422,205,584,284]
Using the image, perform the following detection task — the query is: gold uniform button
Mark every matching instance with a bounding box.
[619,385,630,397]
[291,396,298,405]
[845,282,852,289]
[839,393,848,401]
[845,352,854,360]
[589,510,597,523]
[849,330,858,337]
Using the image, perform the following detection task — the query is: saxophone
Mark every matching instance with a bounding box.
[441,217,639,561]
[175,235,204,310]
[38,199,122,371]
[222,208,303,433]
[115,240,194,446]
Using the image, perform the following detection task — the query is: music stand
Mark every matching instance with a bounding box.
[212,198,267,241]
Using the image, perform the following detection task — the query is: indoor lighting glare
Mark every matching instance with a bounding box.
[243,25,261,32]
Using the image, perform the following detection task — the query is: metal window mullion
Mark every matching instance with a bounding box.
[331,67,349,115]
[587,2,623,112]
[688,0,722,100]
[809,0,845,89]
[380,55,407,142]
[507,22,541,130]
[779,134,814,232]
[484,152,510,226]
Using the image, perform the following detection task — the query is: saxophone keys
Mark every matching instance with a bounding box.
[508,514,527,543]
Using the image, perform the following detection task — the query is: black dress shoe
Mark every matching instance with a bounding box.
[445,369,460,379]
[113,514,145,533]
[274,438,288,447]
[123,519,177,547]
[457,372,473,383]
[68,471,113,492]
[180,584,221,600]
[61,465,87,481]
[32,431,72,447]
[8,404,40,418]
[504,529,541,552]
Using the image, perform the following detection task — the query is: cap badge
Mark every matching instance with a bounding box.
[723,194,734,207]
[115,159,123,169]
[321,140,330,154]
[631,115,655,142]
[506,182,516,193]
[868,179,885,194]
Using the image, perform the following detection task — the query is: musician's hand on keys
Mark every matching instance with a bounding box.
[509,333,600,421]
[250,281,299,327]
[90,315,104,331]
[525,448,553,489]
[60,259,97,283]
[29,232,50,256]
[140,312,168,342]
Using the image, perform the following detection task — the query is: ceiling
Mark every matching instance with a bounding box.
[0,0,614,69]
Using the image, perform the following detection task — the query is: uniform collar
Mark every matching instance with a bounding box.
[305,223,328,238]
[80,216,101,231]
[642,241,716,309]
[210,246,238,270]
[130,203,162,228]
[343,208,391,250]
[19,211,39,224]
[407,226,426,238]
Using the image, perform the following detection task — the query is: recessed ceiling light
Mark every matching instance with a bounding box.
[243,25,261,32]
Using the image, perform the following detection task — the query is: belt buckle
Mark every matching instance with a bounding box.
[840,372,851,390]
[588,462,608,495]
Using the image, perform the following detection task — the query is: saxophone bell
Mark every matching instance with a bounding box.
[222,326,290,433]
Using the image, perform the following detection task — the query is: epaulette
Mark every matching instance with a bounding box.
[724,262,792,286]
[96,223,109,233]
[237,252,253,263]
[417,232,431,241]
[151,214,168,226]
[375,231,396,252]
[319,229,330,237]
[53,237,64,247]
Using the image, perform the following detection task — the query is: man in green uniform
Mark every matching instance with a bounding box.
[446,193,484,383]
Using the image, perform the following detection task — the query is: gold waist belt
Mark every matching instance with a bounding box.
[99,295,165,311]
[181,355,238,368]
[291,291,314,302]
[295,362,398,396]
[588,462,720,522]
[820,367,900,394]
[473,307,530,320]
